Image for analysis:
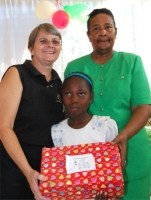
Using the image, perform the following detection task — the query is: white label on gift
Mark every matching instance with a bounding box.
[65,153,96,174]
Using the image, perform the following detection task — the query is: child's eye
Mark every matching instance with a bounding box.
[79,92,85,97]
[64,92,71,96]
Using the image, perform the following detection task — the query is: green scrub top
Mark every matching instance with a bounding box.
[65,51,151,181]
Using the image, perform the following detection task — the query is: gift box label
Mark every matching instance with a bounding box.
[66,153,96,173]
[39,142,124,199]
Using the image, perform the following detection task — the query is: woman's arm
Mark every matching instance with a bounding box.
[112,104,150,168]
[0,67,48,200]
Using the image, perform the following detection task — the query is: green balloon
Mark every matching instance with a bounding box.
[64,4,88,22]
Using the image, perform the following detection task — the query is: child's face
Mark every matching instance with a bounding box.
[62,77,92,119]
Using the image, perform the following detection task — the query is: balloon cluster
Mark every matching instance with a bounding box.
[35,0,88,29]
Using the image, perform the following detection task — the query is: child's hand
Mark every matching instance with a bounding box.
[95,191,108,200]
[95,191,118,200]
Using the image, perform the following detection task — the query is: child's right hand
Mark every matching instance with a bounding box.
[95,191,117,200]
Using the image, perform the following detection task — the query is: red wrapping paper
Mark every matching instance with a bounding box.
[39,142,124,199]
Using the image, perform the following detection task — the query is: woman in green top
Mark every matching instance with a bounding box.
[65,8,151,200]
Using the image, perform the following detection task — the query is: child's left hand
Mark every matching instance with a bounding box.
[95,191,118,200]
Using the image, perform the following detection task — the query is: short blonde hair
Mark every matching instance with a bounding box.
[28,23,62,49]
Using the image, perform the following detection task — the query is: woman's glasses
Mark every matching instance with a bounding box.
[40,38,62,46]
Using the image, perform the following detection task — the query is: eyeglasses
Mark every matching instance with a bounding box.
[50,39,62,46]
[40,38,62,46]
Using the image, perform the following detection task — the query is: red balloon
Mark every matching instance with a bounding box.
[52,10,70,29]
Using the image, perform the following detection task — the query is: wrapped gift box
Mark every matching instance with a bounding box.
[39,142,124,199]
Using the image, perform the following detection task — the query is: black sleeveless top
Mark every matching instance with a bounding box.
[0,60,65,199]
[12,60,65,147]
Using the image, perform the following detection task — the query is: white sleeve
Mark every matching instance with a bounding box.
[104,118,118,141]
[51,123,64,147]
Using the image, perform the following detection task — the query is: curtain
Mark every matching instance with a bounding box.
[0,0,151,86]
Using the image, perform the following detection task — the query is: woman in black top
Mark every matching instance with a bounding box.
[0,23,65,200]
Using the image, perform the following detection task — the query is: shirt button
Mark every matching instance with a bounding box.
[100,108,104,112]
[100,77,104,81]
[100,92,103,96]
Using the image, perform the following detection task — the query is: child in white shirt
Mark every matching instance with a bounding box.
[51,72,118,147]
[51,72,118,200]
